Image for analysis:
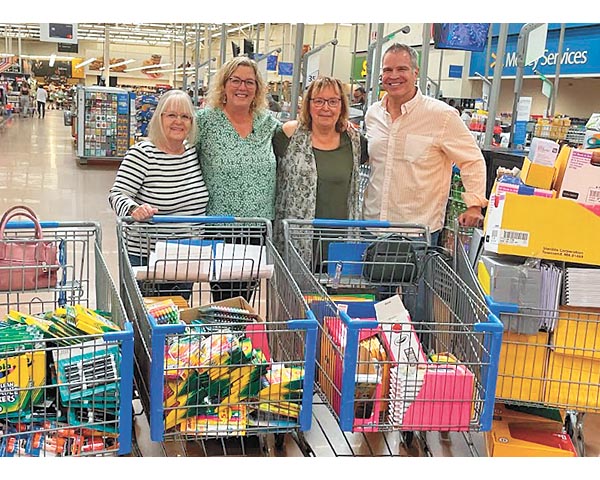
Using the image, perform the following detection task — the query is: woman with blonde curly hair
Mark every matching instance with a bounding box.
[197,56,278,220]
[196,56,281,302]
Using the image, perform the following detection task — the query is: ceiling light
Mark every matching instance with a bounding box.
[100,58,136,70]
[124,62,171,72]
[74,57,96,69]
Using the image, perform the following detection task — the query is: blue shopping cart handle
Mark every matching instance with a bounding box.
[149,215,236,224]
[312,218,391,228]
[5,220,61,229]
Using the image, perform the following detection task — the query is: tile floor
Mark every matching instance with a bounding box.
[1,110,599,458]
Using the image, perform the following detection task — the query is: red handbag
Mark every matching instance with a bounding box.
[0,205,59,291]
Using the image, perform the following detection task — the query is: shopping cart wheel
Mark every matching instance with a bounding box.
[400,431,415,448]
[564,411,586,457]
[274,433,286,450]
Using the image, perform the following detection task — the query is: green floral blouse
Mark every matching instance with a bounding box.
[196,108,280,219]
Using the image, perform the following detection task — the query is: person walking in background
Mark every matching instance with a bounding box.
[364,43,487,246]
[108,89,208,300]
[196,56,280,302]
[19,80,31,118]
[36,85,47,118]
[273,76,367,261]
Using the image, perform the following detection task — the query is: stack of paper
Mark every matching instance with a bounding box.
[388,365,426,425]
[213,243,274,281]
[134,240,213,282]
[133,241,274,282]
[538,263,563,331]
[563,267,600,308]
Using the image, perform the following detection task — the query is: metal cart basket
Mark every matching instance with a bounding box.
[455,238,600,456]
[282,219,503,455]
[118,216,318,456]
[0,220,134,457]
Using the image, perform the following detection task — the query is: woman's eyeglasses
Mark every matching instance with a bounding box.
[228,76,257,88]
[162,112,193,122]
[310,97,341,108]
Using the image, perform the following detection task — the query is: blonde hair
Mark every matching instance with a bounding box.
[206,56,267,113]
[148,89,197,147]
[299,76,349,133]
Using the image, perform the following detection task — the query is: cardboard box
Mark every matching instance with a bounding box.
[554,146,600,204]
[545,350,600,410]
[179,297,261,324]
[485,417,577,457]
[483,191,600,266]
[519,156,556,190]
[179,296,271,361]
[496,331,550,404]
[496,180,556,199]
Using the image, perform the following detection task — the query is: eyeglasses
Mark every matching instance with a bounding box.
[228,76,257,88]
[310,97,341,108]
[162,112,193,122]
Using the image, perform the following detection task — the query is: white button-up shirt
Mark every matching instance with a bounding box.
[364,89,487,233]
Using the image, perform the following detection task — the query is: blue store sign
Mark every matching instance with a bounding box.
[469,24,600,78]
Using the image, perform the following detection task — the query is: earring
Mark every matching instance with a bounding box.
[222,95,227,105]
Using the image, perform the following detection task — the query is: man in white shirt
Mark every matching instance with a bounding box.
[364,43,487,246]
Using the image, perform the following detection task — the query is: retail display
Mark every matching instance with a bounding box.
[135,94,158,138]
[0,219,133,457]
[76,85,136,163]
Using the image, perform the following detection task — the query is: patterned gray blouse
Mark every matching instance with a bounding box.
[273,123,365,260]
[196,107,280,219]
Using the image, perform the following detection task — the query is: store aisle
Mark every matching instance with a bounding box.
[1,112,600,458]
[0,110,121,278]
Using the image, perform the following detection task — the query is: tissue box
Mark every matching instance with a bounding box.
[519,157,556,190]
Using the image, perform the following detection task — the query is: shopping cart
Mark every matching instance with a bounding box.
[117,216,318,456]
[0,220,134,457]
[454,238,600,457]
[282,219,503,456]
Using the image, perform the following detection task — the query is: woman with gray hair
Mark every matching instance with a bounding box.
[109,89,208,299]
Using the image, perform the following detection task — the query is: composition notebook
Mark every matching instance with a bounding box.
[563,267,600,308]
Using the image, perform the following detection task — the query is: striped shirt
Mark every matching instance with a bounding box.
[364,90,487,233]
[108,140,209,256]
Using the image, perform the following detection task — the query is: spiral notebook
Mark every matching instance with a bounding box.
[563,267,600,308]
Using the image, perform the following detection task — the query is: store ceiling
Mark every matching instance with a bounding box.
[0,23,264,46]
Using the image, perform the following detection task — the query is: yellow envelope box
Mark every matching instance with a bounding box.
[483,191,600,266]
[545,350,600,410]
[552,306,600,361]
[496,331,550,404]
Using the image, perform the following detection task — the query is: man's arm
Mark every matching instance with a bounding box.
[442,110,487,227]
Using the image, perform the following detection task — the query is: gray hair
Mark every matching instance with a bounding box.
[147,89,197,147]
[383,43,420,70]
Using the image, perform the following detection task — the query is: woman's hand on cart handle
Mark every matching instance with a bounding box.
[130,204,158,222]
